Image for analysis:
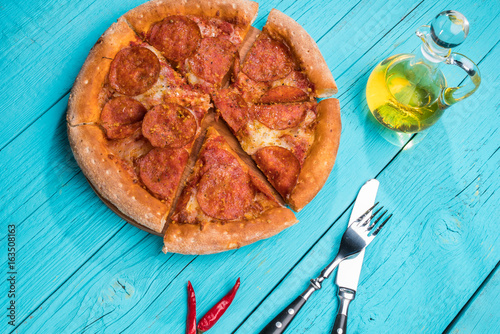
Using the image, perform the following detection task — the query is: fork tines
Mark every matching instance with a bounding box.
[356,202,379,223]
[372,214,392,235]
[356,202,392,236]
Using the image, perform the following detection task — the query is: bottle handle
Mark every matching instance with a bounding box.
[442,53,481,106]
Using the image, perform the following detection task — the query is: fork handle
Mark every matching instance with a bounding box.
[259,294,308,334]
[260,255,345,334]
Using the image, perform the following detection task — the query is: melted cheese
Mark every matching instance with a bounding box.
[185,191,199,216]
[132,47,211,115]
[271,76,295,88]
[186,72,201,86]
[240,120,293,155]
[134,83,166,109]
[240,110,316,156]
[131,44,179,108]
[187,15,242,46]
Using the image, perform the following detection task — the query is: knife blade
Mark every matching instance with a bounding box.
[332,179,379,334]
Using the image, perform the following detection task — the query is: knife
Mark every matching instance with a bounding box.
[332,179,379,334]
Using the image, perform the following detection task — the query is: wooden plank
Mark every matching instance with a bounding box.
[444,264,500,334]
[0,95,77,234]
[236,42,500,333]
[1,0,497,333]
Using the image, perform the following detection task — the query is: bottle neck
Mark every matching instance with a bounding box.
[411,45,442,73]
[419,45,442,64]
[416,25,451,64]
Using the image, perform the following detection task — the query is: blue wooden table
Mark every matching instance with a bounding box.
[1,0,499,333]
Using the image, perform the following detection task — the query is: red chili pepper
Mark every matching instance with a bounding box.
[197,278,241,333]
[186,281,197,334]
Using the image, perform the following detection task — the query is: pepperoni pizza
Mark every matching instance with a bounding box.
[67,0,341,255]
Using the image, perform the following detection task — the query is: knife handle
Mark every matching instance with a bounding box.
[332,313,347,334]
[259,294,307,334]
[331,288,355,334]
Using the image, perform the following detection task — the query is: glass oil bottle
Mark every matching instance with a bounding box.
[366,10,481,134]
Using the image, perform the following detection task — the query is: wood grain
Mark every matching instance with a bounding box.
[444,264,500,334]
[0,0,498,333]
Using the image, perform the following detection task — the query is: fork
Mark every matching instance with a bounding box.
[259,203,392,334]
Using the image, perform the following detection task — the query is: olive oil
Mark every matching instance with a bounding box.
[366,54,447,133]
[365,11,481,137]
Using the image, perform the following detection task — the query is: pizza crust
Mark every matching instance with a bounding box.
[163,207,297,254]
[264,9,338,98]
[288,98,341,211]
[67,18,141,125]
[124,0,259,39]
[68,124,169,233]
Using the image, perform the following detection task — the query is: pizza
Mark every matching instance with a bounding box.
[67,0,341,255]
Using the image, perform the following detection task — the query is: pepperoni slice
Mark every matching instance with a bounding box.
[212,89,248,133]
[109,47,160,96]
[109,46,160,96]
[187,37,237,84]
[241,33,294,82]
[148,16,201,62]
[142,103,197,148]
[138,148,189,200]
[254,146,300,198]
[259,86,309,104]
[253,102,315,130]
[197,163,254,220]
[101,97,147,139]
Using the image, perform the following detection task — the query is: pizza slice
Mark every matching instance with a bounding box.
[67,19,212,233]
[123,0,259,93]
[214,9,341,211]
[164,127,297,254]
